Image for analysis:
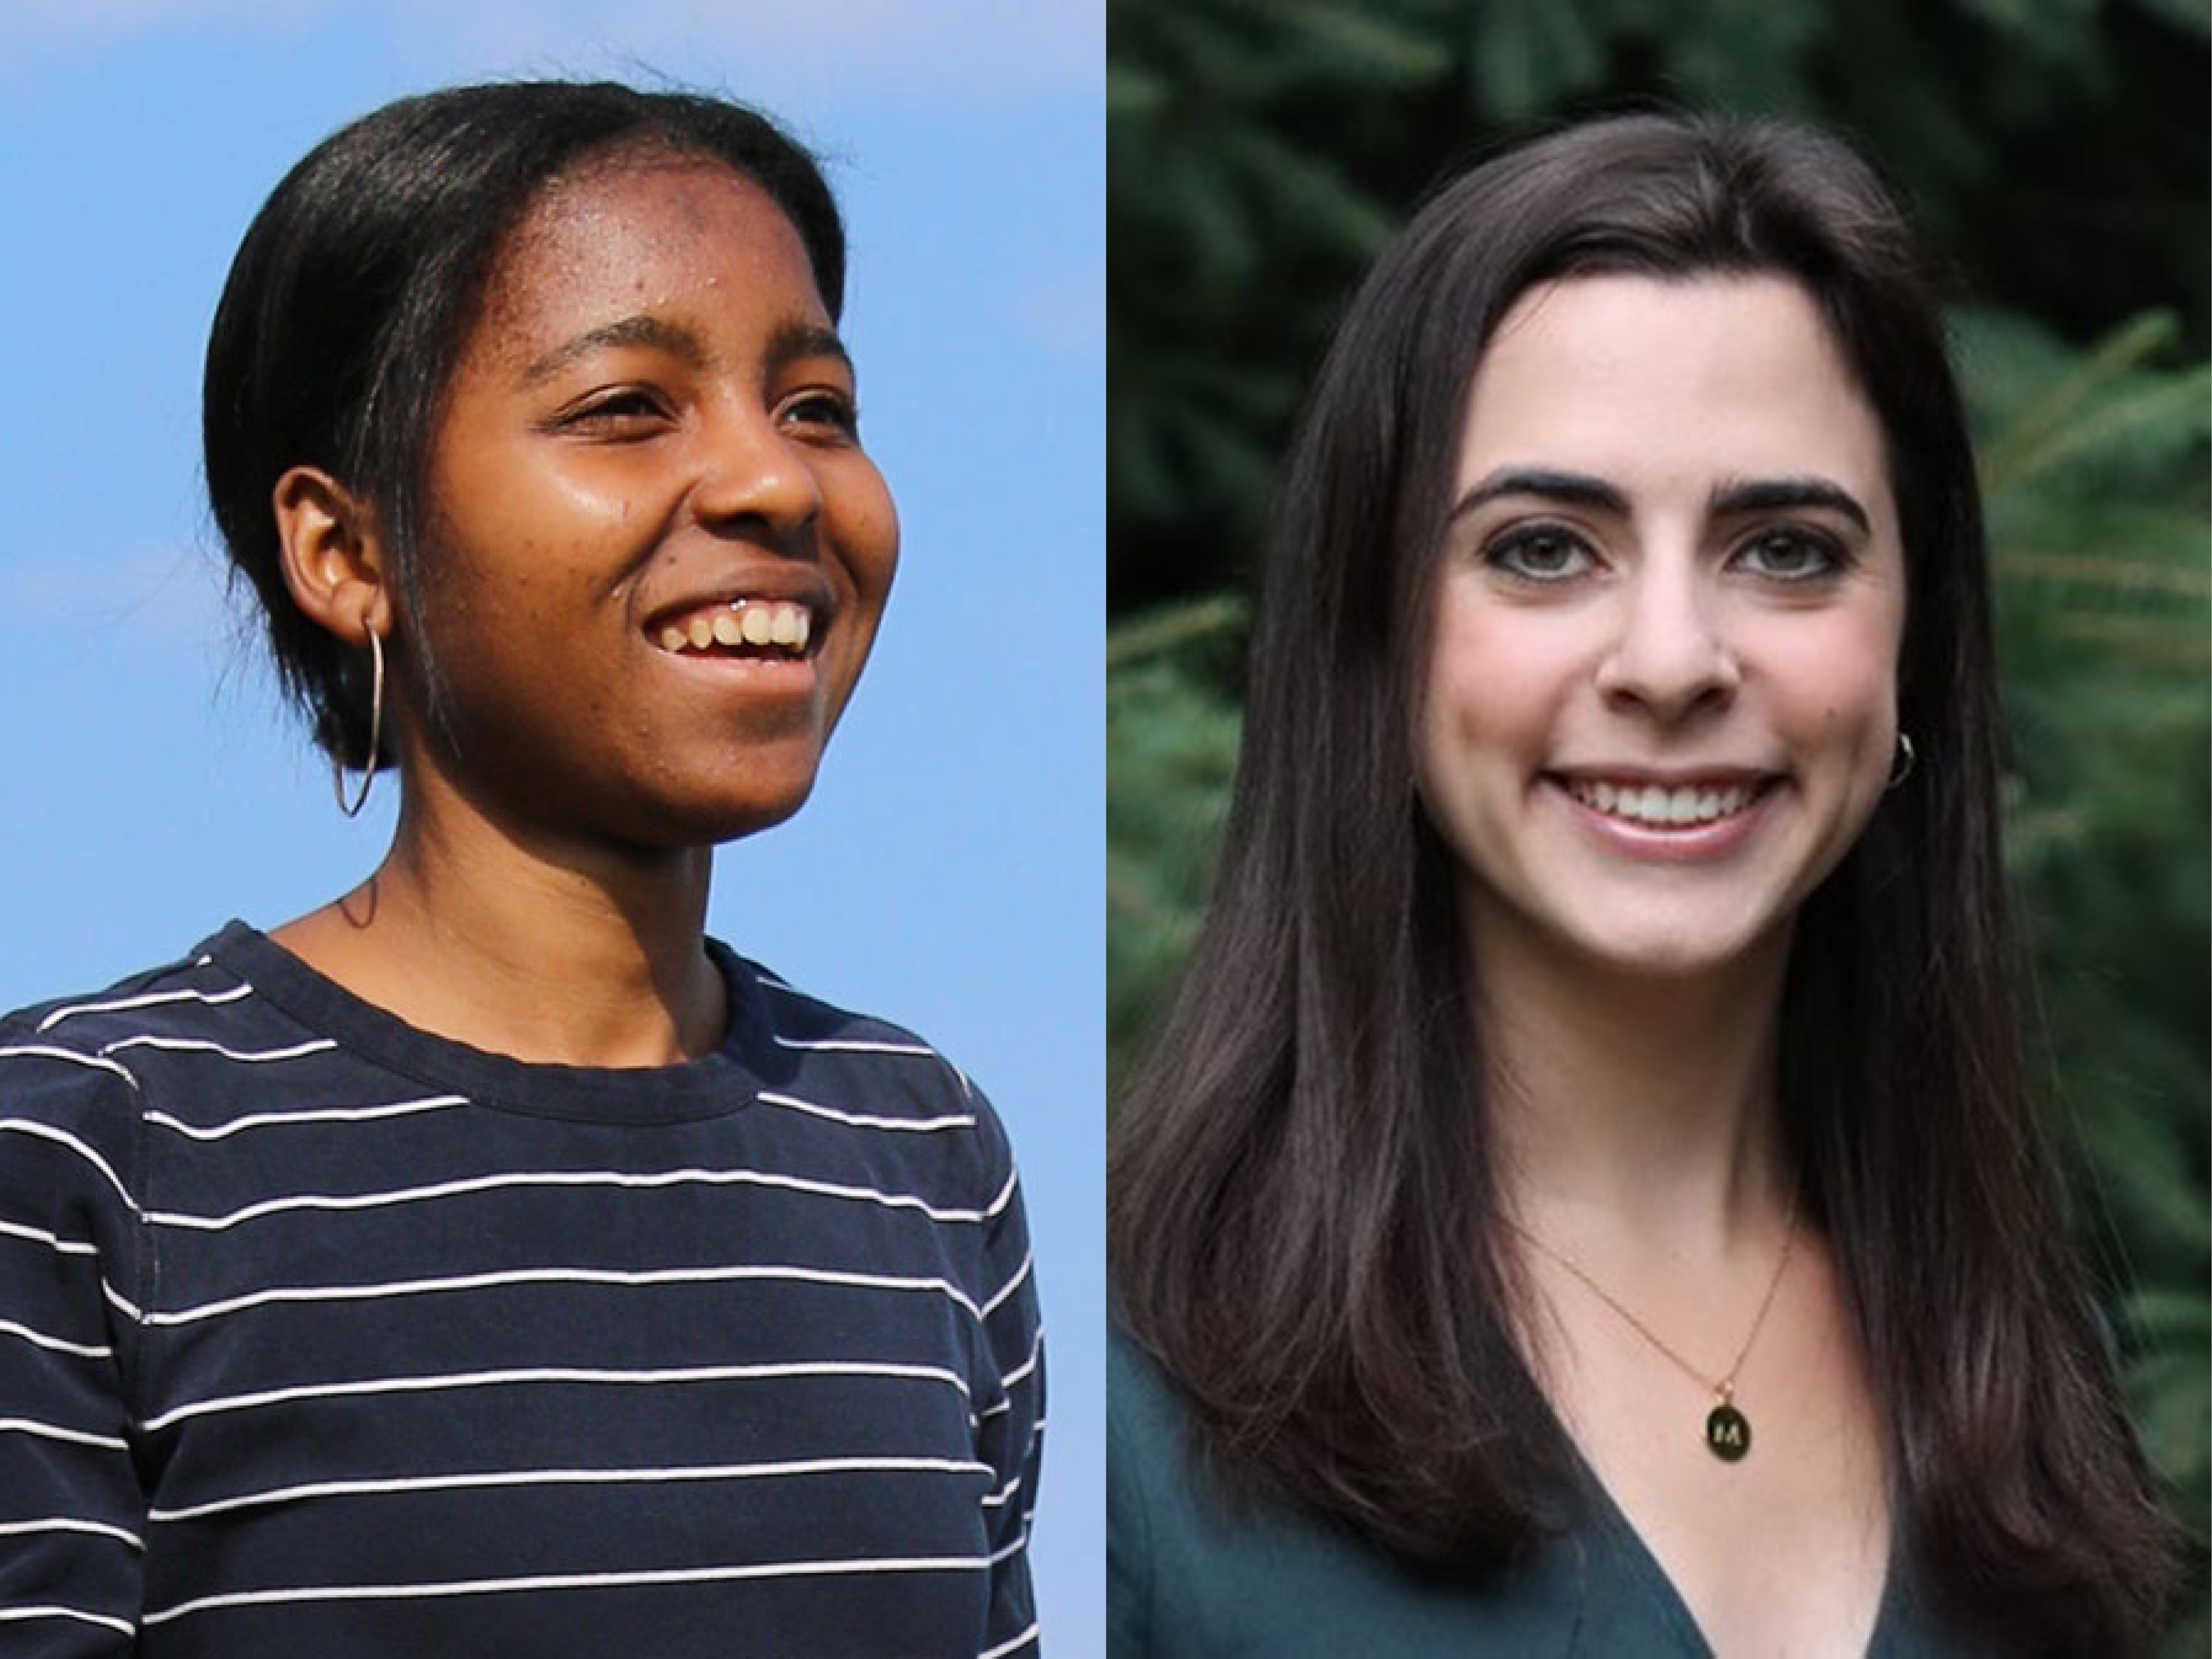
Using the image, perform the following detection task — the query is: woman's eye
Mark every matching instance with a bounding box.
[1485,526,1594,583]
[1735,528,1843,582]
[782,390,859,436]
[557,390,669,434]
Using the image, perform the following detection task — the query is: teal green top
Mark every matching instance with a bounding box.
[1108,1328,1978,1657]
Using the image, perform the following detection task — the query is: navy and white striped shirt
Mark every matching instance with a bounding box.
[0,922,1042,1656]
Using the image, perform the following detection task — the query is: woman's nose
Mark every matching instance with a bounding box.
[692,405,823,540]
[1593,560,1740,721]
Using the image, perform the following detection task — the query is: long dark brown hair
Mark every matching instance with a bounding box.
[1108,113,2180,1652]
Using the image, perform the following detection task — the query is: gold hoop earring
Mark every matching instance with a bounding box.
[333,630,385,818]
[1886,732,1915,791]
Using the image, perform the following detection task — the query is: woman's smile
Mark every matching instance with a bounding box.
[651,598,819,659]
[1547,770,1784,858]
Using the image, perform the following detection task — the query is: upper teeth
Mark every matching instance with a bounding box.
[658,600,812,656]
[1567,778,1757,827]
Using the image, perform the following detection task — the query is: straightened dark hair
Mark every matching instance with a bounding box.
[203,81,844,768]
[1109,112,2180,1653]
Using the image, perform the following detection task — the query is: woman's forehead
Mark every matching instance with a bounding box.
[1458,274,1892,512]
[468,154,823,366]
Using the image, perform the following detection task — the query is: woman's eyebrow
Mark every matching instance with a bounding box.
[520,313,710,384]
[1709,476,1872,534]
[1450,467,1629,522]
[765,319,853,376]
[519,316,851,388]
[1449,468,1874,536]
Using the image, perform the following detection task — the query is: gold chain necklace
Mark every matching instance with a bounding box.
[1505,1192,1798,1464]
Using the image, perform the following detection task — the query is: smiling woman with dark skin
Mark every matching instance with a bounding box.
[276,148,897,1062]
[0,83,1039,1657]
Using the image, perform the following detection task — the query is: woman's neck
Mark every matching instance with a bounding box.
[273,770,726,1069]
[1473,906,1795,1256]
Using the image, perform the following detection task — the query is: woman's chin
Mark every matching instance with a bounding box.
[1494,894,1794,987]
[629,781,820,850]
[1586,922,1794,987]
[530,751,827,853]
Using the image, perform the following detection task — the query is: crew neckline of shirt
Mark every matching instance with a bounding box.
[200,919,769,1126]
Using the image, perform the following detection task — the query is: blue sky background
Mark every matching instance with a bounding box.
[0,1,1101,1648]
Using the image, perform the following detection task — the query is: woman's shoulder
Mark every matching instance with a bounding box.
[1112,1320,1478,1656]
[722,944,1022,1198]
[1109,1326,1443,1654]
[724,947,980,1095]
[3,929,243,1033]
[1107,1321,1179,1424]
[0,922,424,1123]
[1108,1322,1212,1504]
[1108,1322,1186,1658]
[0,925,264,1095]
[0,929,266,1244]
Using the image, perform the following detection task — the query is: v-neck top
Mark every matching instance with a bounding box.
[1108,1326,1979,1657]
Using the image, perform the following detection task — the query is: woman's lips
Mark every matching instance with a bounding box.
[1547,773,1779,858]
[1561,775,1771,827]
[650,597,814,658]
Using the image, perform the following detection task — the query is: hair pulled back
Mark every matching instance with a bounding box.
[1109,111,2179,1652]
[203,81,843,769]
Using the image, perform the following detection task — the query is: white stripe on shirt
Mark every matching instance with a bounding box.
[37,984,252,1031]
[980,1250,1034,1318]
[142,1359,974,1433]
[150,1455,993,1524]
[0,1605,139,1638]
[145,1166,990,1232]
[144,1261,987,1328]
[146,1094,469,1141]
[141,1554,989,1627]
[769,1035,937,1056]
[754,1089,973,1132]
[0,1044,140,1086]
[0,1317,111,1360]
[1000,1328,1046,1394]
[0,1417,129,1451]
[0,1218,98,1257]
[100,1034,335,1064]
[0,1120,137,1209]
[100,1280,142,1323]
[0,1516,144,1550]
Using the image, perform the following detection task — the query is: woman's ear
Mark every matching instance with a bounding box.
[272,466,394,643]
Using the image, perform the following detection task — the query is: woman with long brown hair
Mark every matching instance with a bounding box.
[1109,113,2176,1655]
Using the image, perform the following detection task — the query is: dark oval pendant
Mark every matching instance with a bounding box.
[1705,1402,1751,1462]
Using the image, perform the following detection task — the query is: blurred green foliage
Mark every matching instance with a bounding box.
[1107,0,2209,1645]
